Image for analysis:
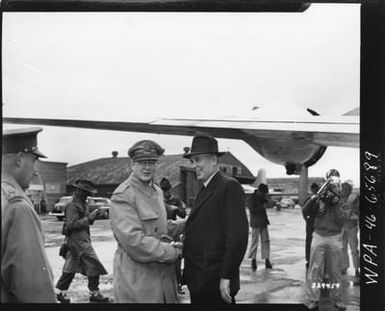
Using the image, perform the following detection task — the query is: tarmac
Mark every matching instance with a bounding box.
[44,208,360,309]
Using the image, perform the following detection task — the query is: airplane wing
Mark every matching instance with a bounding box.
[3,115,359,148]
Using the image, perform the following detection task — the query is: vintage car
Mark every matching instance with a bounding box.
[276,197,296,209]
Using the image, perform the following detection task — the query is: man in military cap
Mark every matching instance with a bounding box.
[55,179,109,303]
[1,127,57,302]
[110,140,184,303]
[182,134,249,304]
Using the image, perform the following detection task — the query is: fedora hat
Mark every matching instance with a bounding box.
[73,179,97,195]
[183,134,225,158]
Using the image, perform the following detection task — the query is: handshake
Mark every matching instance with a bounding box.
[160,234,183,259]
[160,234,183,249]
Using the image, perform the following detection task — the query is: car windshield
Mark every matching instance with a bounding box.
[88,198,110,205]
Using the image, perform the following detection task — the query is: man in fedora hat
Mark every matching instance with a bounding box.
[182,133,249,304]
[2,127,57,302]
[55,179,109,303]
[110,140,184,303]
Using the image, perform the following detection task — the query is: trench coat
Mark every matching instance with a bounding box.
[1,174,56,303]
[182,171,249,295]
[62,196,108,276]
[110,173,184,303]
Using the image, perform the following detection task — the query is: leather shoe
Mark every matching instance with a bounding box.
[307,301,318,310]
[335,301,346,310]
[251,259,257,271]
[56,292,71,303]
[265,259,273,269]
[89,293,110,303]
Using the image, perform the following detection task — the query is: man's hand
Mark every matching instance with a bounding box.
[88,209,99,222]
[173,247,183,259]
[170,241,183,249]
[219,278,232,303]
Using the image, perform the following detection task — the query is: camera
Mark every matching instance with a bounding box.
[317,176,341,205]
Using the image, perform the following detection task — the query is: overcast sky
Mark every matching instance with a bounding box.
[2,4,360,186]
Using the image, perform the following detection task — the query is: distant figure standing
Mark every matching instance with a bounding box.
[340,180,359,278]
[160,177,187,294]
[248,183,273,271]
[160,177,187,221]
[1,127,56,302]
[302,183,320,272]
[40,198,47,215]
[55,180,109,303]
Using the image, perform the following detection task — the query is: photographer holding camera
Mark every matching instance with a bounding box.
[303,169,348,311]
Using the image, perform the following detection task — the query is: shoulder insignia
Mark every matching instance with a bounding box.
[113,178,131,195]
[1,182,25,203]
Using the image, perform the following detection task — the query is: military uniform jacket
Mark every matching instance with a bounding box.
[62,196,108,276]
[110,173,184,303]
[303,197,347,236]
[1,174,56,303]
[182,171,249,295]
[341,193,360,228]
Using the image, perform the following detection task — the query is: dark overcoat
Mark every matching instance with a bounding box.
[182,171,249,295]
[62,197,107,276]
[248,190,270,228]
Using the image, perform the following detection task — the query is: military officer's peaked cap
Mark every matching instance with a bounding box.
[2,127,47,158]
[128,140,164,162]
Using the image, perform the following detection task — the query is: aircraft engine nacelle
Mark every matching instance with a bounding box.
[243,136,327,175]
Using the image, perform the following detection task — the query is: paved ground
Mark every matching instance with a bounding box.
[42,208,360,309]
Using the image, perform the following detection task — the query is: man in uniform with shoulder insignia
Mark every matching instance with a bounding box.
[110,140,185,303]
[1,127,57,303]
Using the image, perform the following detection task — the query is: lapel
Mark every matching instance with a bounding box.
[188,171,223,221]
[130,173,158,199]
